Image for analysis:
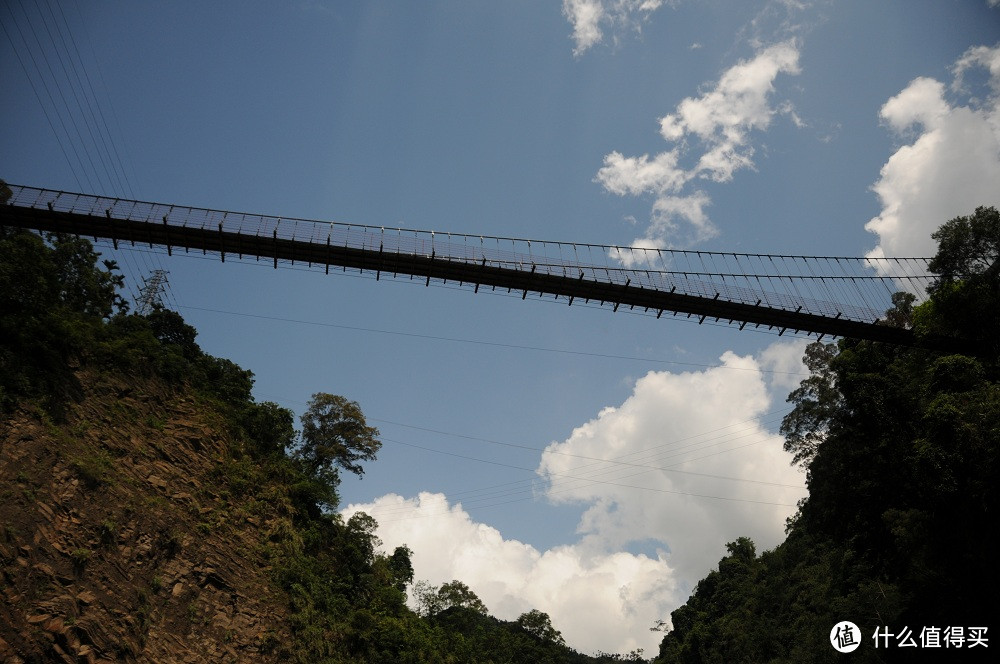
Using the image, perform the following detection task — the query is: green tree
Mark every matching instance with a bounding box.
[386,545,415,594]
[779,341,840,469]
[516,609,566,646]
[927,205,1000,284]
[49,234,126,318]
[242,400,296,456]
[197,355,254,407]
[883,290,916,329]
[437,580,488,615]
[296,392,381,480]
[147,306,200,358]
[414,579,489,617]
[921,206,1000,356]
[413,580,444,617]
[0,227,126,413]
[344,511,380,569]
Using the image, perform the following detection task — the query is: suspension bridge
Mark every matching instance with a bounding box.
[1,184,961,350]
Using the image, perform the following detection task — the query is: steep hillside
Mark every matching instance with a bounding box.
[1,369,291,662]
[652,208,999,663]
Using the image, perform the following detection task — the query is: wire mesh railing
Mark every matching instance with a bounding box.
[6,184,936,326]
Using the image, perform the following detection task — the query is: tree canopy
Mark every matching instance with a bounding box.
[297,392,381,478]
[920,206,1000,357]
[517,609,567,646]
[927,205,1000,284]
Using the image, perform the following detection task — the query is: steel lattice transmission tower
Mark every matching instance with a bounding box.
[135,269,170,315]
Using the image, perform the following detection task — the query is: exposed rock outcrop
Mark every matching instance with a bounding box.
[0,372,289,663]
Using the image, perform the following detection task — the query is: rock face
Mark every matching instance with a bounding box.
[0,372,290,663]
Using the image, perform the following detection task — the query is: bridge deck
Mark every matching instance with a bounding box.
[1,185,955,349]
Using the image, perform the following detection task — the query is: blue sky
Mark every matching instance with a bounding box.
[3,0,999,655]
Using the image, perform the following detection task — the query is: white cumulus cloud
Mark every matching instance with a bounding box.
[757,336,811,395]
[866,44,1000,273]
[537,342,807,584]
[658,41,801,182]
[342,340,809,655]
[563,0,605,56]
[597,42,802,250]
[563,0,670,56]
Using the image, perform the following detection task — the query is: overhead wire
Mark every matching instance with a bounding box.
[32,0,114,194]
[70,0,141,198]
[49,0,133,199]
[3,2,89,191]
[4,2,140,300]
[530,414,791,499]
[15,0,105,192]
[259,389,805,517]
[8,1,178,307]
[377,437,801,509]
[179,303,811,376]
[372,415,805,489]
[345,414,805,519]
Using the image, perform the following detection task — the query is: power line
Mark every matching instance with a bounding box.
[46,0,133,198]
[2,3,88,190]
[183,304,810,375]
[32,0,114,194]
[357,430,803,520]
[363,413,802,517]
[379,437,800,508]
[5,2,178,306]
[14,0,104,192]
[373,416,805,489]
[259,390,804,515]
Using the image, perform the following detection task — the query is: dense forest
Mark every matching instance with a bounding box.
[2,174,997,661]
[0,179,639,662]
[653,206,999,663]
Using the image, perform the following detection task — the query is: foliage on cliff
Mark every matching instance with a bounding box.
[654,207,999,663]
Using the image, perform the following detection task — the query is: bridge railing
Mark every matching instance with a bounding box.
[6,184,935,326]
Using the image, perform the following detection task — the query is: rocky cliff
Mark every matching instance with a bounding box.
[0,370,290,663]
